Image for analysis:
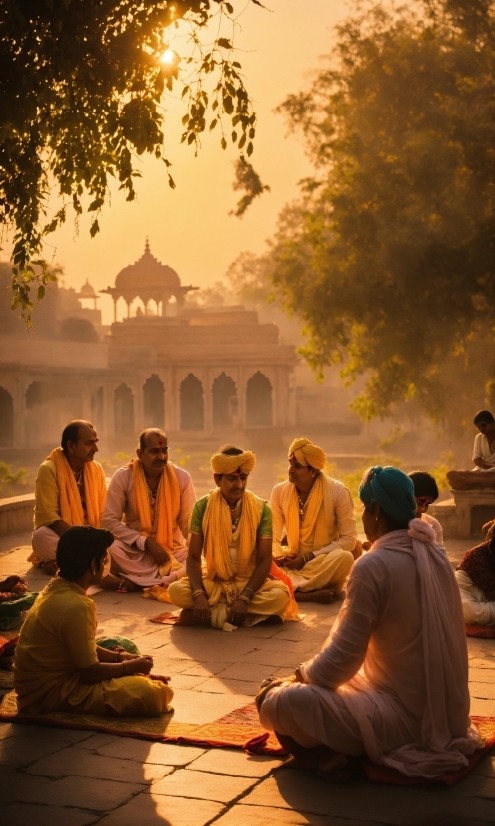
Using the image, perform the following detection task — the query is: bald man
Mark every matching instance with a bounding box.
[102,429,196,588]
[271,438,358,603]
[30,420,107,576]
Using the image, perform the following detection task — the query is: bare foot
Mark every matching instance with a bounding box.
[100,574,138,593]
[42,560,58,576]
[317,752,349,781]
[177,609,211,627]
[295,589,336,604]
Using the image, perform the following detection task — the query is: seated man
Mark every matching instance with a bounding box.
[102,429,196,588]
[258,466,480,780]
[271,438,357,604]
[168,445,291,630]
[408,471,443,544]
[447,410,495,490]
[31,420,107,577]
[14,526,173,716]
[455,527,495,626]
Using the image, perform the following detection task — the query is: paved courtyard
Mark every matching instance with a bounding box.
[0,532,494,826]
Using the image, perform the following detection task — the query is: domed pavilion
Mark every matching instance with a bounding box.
[101,239,197,320]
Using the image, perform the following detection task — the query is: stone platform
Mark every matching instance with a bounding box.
[0,533,494,826]
[431,490,495,540]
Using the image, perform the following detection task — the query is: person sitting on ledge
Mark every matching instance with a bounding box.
[256,466,480,780]
[447,410,495,490]
[14,526,173,716]
[30,420,111,581]
[168,445,291,630]
[271,438,358,604]
[455,525,495,626]
[408,471,443,544]
[102,429,196,590]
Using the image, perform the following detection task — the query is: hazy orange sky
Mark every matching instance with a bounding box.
[4,0,349,325]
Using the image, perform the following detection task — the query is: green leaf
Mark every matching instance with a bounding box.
[217,38,232,49]
[37,285,45,301]
[210,118,218,130]
[90,219,100,238]
[221,137,227,150]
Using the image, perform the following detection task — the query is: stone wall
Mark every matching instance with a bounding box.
[0,493,34,537]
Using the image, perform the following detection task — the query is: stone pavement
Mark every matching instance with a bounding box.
[0,533,494,826]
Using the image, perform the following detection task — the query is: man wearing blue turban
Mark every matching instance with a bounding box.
[257,466,481,780]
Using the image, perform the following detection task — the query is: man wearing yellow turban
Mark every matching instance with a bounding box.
[271,437,358,602]
[168,445,291,630]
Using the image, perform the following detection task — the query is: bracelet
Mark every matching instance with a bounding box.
[124,661,129,675]
[192,589,205,600]
[238,594,250,604]
[243,587,254,597]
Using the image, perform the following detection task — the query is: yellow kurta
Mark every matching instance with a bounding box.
[13,578,172,716]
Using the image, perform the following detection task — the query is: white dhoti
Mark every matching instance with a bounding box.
[31,526,111,576]
[168,576,290,630]
[279,549,354,593]
[455,569,495,625]
[109,541,188,588]
[31,526,59,561]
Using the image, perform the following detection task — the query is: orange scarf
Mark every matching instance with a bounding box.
[131,459,180,552]
[47,448,106,527]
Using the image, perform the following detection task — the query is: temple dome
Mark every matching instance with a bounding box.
[78,279,98,298]
[115,240,180,293]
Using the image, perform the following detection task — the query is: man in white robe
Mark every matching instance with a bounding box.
[448,410,495,490]
[102,429,196,588]
[258,466,480,779]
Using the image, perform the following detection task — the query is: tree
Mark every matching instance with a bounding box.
[0,0,261,319]
[263,0,495,425]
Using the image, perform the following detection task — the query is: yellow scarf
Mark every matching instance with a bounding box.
[203,488,261,581]
[283,473,334,554]
[47,448,106,527]
[131,459,180,552]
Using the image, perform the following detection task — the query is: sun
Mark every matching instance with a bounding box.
[160,49,175,65]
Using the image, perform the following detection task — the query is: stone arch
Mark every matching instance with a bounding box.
[91,386,104,427]
[212,373,237,427]
[180,374,204,430]
[114,384,134,438]
[143,375,165,428]
[0,387,14,447]
[25,381,43,410]
[246,372,273,427]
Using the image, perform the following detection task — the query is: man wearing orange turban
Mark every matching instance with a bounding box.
[168,445,291,630]
[271,437,359,603]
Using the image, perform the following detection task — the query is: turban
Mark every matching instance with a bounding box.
[359,466,417,523]
[211,450,256,475]
[288,437,326,471]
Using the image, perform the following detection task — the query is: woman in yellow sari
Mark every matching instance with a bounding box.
[14,526,173,716]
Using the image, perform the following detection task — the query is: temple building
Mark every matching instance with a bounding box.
[0,243,297,452]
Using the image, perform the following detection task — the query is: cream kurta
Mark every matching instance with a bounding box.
[102,464,196,586]
[260,521,480,778]
[473,433,495,471]
[271,476,356,592]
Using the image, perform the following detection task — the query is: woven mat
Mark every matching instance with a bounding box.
[466,624,495,638]
[0,692,283,754]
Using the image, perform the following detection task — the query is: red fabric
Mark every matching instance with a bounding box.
[465,624,495,638]
[269,560,295,597]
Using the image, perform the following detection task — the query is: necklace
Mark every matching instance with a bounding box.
[229,503,241,533]
[146,479,160,507]
[297,486,314,523]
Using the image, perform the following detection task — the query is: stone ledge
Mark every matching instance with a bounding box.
[0,493,34,537]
